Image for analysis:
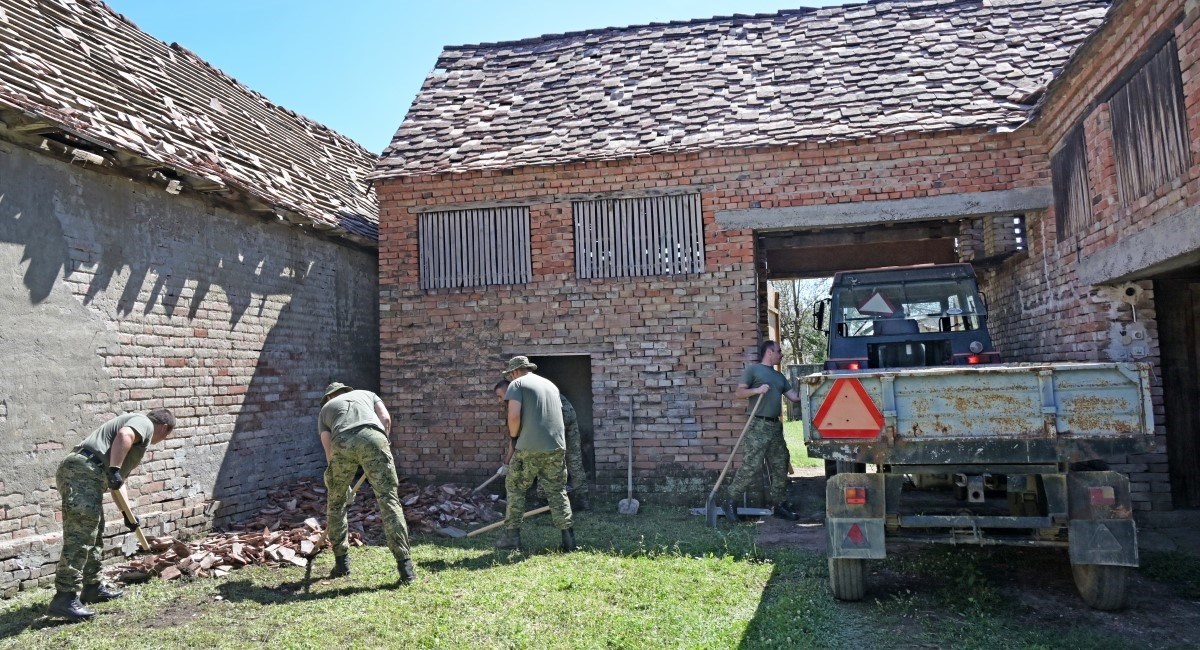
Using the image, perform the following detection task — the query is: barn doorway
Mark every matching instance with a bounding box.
[1155,275,1200,508]
[528,355,595,479]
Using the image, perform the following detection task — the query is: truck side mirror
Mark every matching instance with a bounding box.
[813,298,829,334]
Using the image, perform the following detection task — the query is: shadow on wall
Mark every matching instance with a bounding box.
[0,150,377,545]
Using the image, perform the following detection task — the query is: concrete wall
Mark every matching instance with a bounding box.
[0,139,378,593]
[375,128,1046,501]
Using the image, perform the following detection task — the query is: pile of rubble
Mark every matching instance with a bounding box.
[109,477,502,582]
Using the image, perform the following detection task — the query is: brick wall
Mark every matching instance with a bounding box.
[376,128,1047,500]
[0,139,378,593]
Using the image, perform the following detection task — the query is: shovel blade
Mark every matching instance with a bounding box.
[705,496,717,528]
[618,498,639,515]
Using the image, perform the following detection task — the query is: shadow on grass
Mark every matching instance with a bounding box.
[216,578,395,606]
[0,602,80,640]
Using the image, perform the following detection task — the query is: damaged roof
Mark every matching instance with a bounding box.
[0,0,378,245]
[375,0,1110,180]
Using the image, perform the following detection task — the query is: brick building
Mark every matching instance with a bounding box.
[373,0,1199,515]
[0,1,379,592]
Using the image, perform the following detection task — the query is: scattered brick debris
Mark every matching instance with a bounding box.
[108,477,503,583]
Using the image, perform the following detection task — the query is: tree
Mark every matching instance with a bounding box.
[772,278,832,368]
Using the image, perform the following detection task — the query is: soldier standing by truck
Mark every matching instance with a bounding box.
[726,340,801,523]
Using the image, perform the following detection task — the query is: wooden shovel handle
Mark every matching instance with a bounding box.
[466,506,550,538]
[110,486,151,551]
[707,393,766,503]
[472,471,503,494]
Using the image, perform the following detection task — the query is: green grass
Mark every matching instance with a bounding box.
[783,419,824,469]
[0,510,1187,649]
[1140,551,1200,598]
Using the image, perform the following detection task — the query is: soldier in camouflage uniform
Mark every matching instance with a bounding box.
[494,380,589,511]
[725,341,802,523]
[318,382,417,584]
[496,356,576,552]
[48,409,177,621]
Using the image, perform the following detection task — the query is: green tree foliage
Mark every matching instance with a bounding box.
[771,278,831,368]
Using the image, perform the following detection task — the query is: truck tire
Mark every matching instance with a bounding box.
[828,557,865,601]
[1071,563,1129,611]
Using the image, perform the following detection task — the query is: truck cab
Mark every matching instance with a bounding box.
[816,263,1000,371]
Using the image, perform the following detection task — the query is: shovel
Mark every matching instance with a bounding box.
[619,395,639,514]
[111,485,151,553]
[704,393,765,528]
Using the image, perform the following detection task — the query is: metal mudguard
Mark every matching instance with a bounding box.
[826,473,887,559]
[1067,471,1138,567]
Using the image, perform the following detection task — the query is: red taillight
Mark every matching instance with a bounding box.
[1089,486,1116,506]
[966,354,981,364]
[845,486,867,505]
[847,362,861,370]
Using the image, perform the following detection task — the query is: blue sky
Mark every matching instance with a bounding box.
[104,1,844,153]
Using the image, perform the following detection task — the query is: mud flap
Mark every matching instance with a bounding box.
[1067,471,1138,567]
[826,473,887,559]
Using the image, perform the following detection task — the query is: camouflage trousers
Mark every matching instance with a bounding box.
[505,449,573,531]
[726,418,791,505]
[324,425,410,560]
[564,418,588,497]
[54,452,107,592]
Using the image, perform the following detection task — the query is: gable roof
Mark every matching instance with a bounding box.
[0,0,377,245]
[374,0,1109,180]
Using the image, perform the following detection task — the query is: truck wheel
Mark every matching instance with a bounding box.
[828,557,865,601]
[1072,563,1129,611]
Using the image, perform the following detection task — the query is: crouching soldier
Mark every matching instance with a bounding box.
[318,382,417,584]
[48,409,177,621]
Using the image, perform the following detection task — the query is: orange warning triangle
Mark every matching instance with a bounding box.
[813,378,885,439]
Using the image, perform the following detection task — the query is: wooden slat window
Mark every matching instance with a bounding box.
[1110,38,1191,205]
[419,207,531,289]
[573,194,705,279]
[1051,125,1091,241]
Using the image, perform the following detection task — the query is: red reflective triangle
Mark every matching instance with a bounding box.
[813,378,885,439]
[845,523,868,547]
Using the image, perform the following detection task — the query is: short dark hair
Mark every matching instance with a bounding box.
[493,380,510,392]
[758,340,779,361]
[147,408,176,430]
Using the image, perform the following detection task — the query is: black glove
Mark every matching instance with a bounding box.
[107,467,124,490]
[123,513,141,531]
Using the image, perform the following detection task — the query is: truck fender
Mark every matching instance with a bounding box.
[826,472,887,560]
[1067,471,1138,567]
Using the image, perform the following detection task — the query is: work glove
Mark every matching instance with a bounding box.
[123,513,141,531]
[106,467,124,490]
[497,465,509,476]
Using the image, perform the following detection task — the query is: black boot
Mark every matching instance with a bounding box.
[397,558,417,585]
[495,528,521,550]
[560,528,577,552]
[47,591,94,621]
[723,497,741,523]
[574,493,591,512]
[330,554,351,578]
[773,501,800,521]
[81,582,124,603]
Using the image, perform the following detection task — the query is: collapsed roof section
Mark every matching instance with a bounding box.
[0,0,378,246]
[375,0,1110,180]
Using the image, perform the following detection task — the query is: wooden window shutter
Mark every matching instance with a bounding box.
[572,193,705,279]
[1051,125,1091,241]
[419,207,531,289]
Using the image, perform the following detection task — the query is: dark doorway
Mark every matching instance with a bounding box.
[529,355,594,479]
[1155,277,1200,507]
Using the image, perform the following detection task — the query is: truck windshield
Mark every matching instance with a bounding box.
[835,279,986,337]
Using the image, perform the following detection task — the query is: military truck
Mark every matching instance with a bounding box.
[804,264,1153,610]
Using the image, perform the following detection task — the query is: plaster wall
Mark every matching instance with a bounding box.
[0,139,378,593]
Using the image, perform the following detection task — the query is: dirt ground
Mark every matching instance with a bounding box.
[750,469,1200,649]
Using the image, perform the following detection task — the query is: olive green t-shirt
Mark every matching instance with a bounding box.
[504,373,565,452]
[739,363,791,418]
[77,413,155,476]
[319,390,385,437]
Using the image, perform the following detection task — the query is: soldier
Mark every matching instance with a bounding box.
[318,382,417,584]
[495,357,576,552]
[48,408,177,621]
[725,340,802,523]
[494,379,589,511]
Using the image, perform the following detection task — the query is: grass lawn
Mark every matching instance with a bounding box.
[3,503,1181,649]
[783,418,824,470]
